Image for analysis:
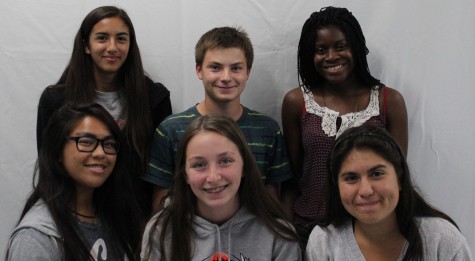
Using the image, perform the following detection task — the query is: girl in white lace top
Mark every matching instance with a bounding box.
[281,6,408,244]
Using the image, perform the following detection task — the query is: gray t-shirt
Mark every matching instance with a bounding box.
[306,217,473,260]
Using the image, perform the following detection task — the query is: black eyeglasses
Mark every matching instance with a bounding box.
[66,136,119,155]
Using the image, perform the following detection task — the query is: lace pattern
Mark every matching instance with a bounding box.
[302,86,380,138]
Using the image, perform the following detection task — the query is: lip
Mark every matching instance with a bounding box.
[356,200,380,207]
[203,185,227,194]
[103,55,120,62]
[85,163,107,174]
[323,63,345,72]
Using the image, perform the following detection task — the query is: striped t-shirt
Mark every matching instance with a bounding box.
[143,105,292,188]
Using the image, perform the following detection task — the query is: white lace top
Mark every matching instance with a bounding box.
[302,86,380,138]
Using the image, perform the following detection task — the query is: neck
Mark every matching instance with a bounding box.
[94,69,119,92]
[70,187,96,222]
[196,198,240,225]
[197,100,243,121]
[354,216,406,257]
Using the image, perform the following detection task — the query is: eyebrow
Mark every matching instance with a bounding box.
[71,132,113,139]
[339,163,387,177]
[93,32,129,36]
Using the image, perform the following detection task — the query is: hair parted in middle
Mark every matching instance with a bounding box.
[324,124,458,260]
[297,6,382,90]
[195,26,254,70]
[145,114,300,261]
[58,6,152,175]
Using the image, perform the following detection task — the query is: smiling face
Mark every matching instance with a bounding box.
[338,148,400,227]
[185,131,243,222]
[196,47,249,106]
[313,25,355,84]
[62,116,117,194]
[85,16,130,80]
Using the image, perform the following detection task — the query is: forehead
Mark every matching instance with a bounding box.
[315,25,347,43]
[91,16,129,33]
[69,116,111,136]
[339,148,393,172]
[203,47,247,64]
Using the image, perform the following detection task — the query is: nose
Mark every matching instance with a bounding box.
[326,48,339,61]
[106,39,118,53]
[358,178,374,197]
[220,68,231,82]
[91,143,106,158]
[206,165,221,183]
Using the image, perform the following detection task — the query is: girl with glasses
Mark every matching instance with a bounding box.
[6,103,142,260]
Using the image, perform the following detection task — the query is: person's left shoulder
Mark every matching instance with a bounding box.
[242,106,280,127]
[417,216,461,236]
[146,77,171,100]
[378,85,405,105]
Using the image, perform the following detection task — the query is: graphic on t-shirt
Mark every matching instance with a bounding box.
[90,238,107,260]
[206,252,250,261]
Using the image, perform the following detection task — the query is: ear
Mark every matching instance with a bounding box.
[84,40,90,54]
[196,64,203,80]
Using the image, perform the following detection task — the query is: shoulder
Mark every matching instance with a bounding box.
[417,217,473,259]
[242,106,280,128]
[307,221,353,251]
[417,216,464,239]
[160,106,199,128]
[39,85,65,105]
[15,201,60,238]
[145,77,171,100]
[379,86,405,106]
[7,228,62,261]
[283,87,304,106]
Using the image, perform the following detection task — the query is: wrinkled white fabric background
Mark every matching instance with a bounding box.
[1,0,474,255]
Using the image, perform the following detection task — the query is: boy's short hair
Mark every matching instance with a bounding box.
[195,26,254,70]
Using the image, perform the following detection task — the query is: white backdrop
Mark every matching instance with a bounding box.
[1,0,474,255]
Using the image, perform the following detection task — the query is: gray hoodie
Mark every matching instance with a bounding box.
[141,206,302,261]
[6,200,125,261]
[5,200,63,260]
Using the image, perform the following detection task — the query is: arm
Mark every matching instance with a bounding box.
[152,186,169,214]
[384,87,408,156]
[281,88,305,220]
[148,81,172,130]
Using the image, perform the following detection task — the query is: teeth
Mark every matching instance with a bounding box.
[205,186,226,193]
[326,65,343,71]
[87,164,105,170]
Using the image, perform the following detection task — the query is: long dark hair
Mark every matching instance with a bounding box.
[325,124,457,261]
[145,114,301,260]
[58,5,151,176]
[297,6,382,90]
[18,103,142,260]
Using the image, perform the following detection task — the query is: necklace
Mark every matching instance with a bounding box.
[69,208,96,220]
[322,85,359,113]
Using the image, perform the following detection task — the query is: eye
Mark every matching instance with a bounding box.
[95,35,108,42]
[219,158,234,166]
[117,35,129,43]
[371,170,385,178]
[78,137,97,147]
[208,64,221,71]
[335,43,348,51]
[103,139,117,149]
[315,46,326,55]
[190,161,207,170]
[231,65,242,72]
[341,173,359,183]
